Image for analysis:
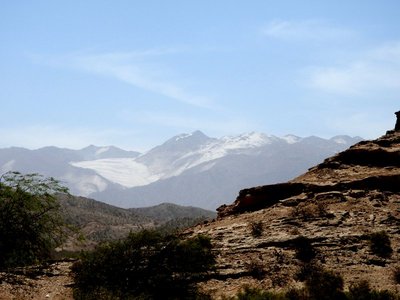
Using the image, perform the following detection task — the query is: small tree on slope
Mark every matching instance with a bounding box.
[0,171,68,268]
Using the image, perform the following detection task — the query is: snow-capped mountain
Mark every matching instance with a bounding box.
[71,131,281,188]
[0,131,362,209]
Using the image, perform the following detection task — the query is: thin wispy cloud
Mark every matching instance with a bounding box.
[263,19,356,42]
[306,42,400,95]
[33,49,216,110]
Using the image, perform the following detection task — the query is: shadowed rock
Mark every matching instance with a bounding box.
[395,111,400,131]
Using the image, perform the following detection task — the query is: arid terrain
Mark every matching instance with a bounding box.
[1,122,399,299]
[186,126,400,298]
[0,261,73,300]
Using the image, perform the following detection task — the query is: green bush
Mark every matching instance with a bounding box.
[0,172,68,269]
[72,230,215,299]
[369,231,393,258]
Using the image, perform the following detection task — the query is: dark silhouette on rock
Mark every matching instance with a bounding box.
[395,111,400,131]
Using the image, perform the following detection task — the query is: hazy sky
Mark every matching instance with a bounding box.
[1,1,399,151]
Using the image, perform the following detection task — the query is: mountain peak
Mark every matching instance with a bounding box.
[220,132,273,148]
[174,130,208,142]
[78,145,140,160]
[161,131,211,147]
[282,134,302,144]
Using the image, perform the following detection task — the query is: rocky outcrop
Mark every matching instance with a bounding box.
[217,125,400,218]
[189,112,400,298]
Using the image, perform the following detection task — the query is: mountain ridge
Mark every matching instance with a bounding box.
[0,131,362,209]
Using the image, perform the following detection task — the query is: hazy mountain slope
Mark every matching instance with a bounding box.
[0,132,362,209]
[58,194,216,244]
[92,136,361,209]
[0,146,136,196]
[131,202,216,223]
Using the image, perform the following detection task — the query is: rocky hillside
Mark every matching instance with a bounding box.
[187,113,400,298]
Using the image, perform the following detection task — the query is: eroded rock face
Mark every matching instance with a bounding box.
[188,116,400,299]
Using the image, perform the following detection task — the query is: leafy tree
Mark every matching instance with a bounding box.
[0,171,68,268]
[72,230,215,299]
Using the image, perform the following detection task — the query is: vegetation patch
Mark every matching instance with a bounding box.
[72,229,215,299]
[392,267,400,285]
[250,220,264,237]
[245,259,266,280]
[293,236,317,263]
[369,231,393,258]
[291,202,329,220]
[0,172,68,269]
[226,270,400,300]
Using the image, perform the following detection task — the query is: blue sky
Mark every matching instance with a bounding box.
[1,1,399,151]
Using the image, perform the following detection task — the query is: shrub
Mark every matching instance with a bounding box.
[369,231,393,258]
[293,236,316,263]
[246,259,266,279]
[291,202,328,220]
[305,268,345,300]
[250,221,264,237]
[0,172,68,269]
[295,262,322,282]
[72,230,215,299]
[286,288,308,300]
[346,280,398,300]
[393,267,400,285]
[234,286,287,300]
[348,280,371,300]
[369,290,398,300]
[226,280,400,300]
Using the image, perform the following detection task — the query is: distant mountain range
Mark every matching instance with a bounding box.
[0,131,362,209]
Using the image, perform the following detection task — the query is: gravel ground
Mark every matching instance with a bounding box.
[0,261,74,300]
